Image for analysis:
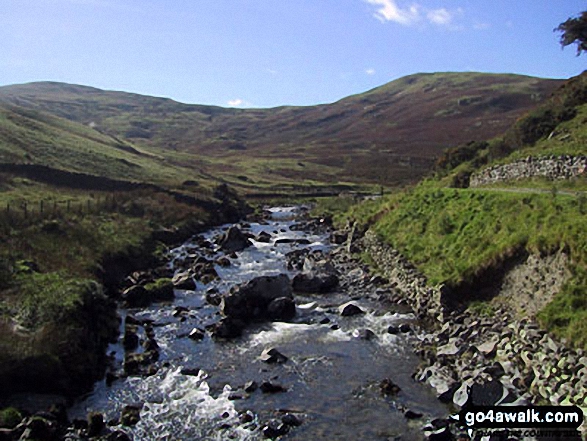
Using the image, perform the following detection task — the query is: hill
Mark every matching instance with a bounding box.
[335,71,587,348]
[0,72,563,190]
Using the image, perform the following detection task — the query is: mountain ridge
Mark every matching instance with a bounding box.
[0,72,565,189]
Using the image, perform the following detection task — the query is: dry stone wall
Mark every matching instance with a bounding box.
[470,155,587,187]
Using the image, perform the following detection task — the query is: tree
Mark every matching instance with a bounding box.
[555,11,587,56]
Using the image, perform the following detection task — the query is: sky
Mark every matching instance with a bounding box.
[0,0,585,108]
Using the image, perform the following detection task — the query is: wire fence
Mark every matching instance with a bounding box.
[0,194,125,226]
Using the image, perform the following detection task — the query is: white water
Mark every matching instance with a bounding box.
[69,207,448,440]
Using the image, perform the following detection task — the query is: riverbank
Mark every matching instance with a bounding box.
[0,184,250,403]
[353,228,586,438]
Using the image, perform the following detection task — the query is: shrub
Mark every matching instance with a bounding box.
[0,407,23,429]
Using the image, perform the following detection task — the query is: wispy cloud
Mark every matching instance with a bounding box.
[227,98,244,107]
[427,8,451,25]
[365,68,376,75]
[364,0,463,29]
[364,0,419,25]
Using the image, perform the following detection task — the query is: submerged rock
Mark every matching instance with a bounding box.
[338,302,364,317]
[120,405,141,427]
[260,347,288,364]
[380,378,401,396]
[260,381,287,393]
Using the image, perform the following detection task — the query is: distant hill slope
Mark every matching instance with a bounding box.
[0,103,213,189]
[0,72,563,187]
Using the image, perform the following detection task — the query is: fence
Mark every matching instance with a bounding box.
[1,194,126,226]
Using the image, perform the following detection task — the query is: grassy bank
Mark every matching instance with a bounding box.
[0,179,243,396]
[342,185,587,348]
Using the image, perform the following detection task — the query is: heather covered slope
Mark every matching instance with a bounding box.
[0,72,562,187]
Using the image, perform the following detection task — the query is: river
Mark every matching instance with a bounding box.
[68,206,449,440]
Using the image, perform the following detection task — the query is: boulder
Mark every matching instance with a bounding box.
[121,285,150,308]
[260,381,287,393]
[123,324,139,351]
[215,257,231,267]
[144,278,175,303]
[404,409,423,420]
[244,381,258,393]
[218,226,252,253]
[422,366,460,403]
[292,272,339,293]
[436,339,463,357]
[123,350,159,376]
[354,329,375,340]
[475,339,498,358]
[188,328,206,341]
[221,274,292,322]
[267,297,296,321]
[387,325,400,335]
[469,380,507,406]
[87,412,105,437]
[263,420,289,438]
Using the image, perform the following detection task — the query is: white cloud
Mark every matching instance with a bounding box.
[364,0,420,26]
[427,8,452,25]
[365,68,376,75]
[227,98,244,107]
[364,1,464,29]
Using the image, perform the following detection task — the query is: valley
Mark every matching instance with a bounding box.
[0,70,586,440]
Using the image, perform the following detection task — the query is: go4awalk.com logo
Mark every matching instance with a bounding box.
[454,405,584,439]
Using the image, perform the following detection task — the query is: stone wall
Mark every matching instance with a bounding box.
[359,230,451,323]
[470,155,587,187]
[359,230,587,425]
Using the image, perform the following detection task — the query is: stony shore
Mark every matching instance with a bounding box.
[352,228,587,438]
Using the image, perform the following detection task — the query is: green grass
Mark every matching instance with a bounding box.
[8,272,97,330]
[344,186,587,348]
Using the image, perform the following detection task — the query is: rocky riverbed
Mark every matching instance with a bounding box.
[1,207,584,440]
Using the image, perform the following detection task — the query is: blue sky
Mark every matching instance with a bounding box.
[0,0,585,108]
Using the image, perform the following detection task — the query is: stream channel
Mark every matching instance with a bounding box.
[69,206,449,440]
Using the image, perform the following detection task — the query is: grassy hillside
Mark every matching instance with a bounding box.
[0,103,214,188]
[338,72,587,348]
[0,73,562,188]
